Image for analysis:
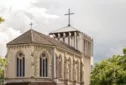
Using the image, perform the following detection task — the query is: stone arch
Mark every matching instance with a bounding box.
[55,53,59,78]
[68,57,71,80]
[39,50,50,77]
[59,54,62,78]
[73,60,76,81]
[16,51,25,77]
[16,50,25,58]
[76,60,79,81]
[64,56,67,79]
[39,49,50,59]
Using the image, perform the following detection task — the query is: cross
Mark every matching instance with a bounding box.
[29,22,33,29]
[29,16,34,29]
[65,9,74,26]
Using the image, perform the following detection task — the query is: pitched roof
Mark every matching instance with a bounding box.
[7,29,81,55]
[50,26,79,34]
[5,82,56,85]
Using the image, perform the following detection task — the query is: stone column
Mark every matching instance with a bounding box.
[63,33,66,43]
[68,32,71,46]
[85,40,87,56]
[72,34,75,48]
[91,42,93,56]
[31,53,34,78]
[89,42,91,57]
[74,32,77,49]
[36,57,39,77]
[83,39,85,55]
[58,33,60,40]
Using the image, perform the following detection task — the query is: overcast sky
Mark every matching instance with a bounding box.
[0,0,126,62]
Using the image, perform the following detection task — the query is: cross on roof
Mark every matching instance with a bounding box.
[29,16,34,29]
[30,22,33,29]
[65,8,74,26]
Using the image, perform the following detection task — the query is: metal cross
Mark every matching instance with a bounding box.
[30,22,33,29]
[65,9,74,26]
[29,16,34,29]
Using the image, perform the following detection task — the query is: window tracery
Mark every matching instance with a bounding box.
[76,61,79,81]
[59,55,62,78]
[68,58,71,80]
[16,52,25,77]
[40,51,48,77]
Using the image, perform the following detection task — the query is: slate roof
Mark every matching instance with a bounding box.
[7,29,81,55]
[50,26,80,34]
[5,82,56,85]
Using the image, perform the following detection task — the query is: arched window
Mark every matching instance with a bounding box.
[56,55,59,78]
[76,61,79,81]
[59,55,62,78]
[64,56,67,79]
[16,52,25,77]
[73,60,76,81]
[40,51,48,77]
[68,58,71,80]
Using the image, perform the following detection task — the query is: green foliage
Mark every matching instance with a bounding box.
[0,17,4,23]
[123,48,126,56]
[90,48,126,85]
[0,57,7,77]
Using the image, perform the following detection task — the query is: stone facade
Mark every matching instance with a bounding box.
[50,26,93,85]
[5,44,82,84]
[5,28,93,85]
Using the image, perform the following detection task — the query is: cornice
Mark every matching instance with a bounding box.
[56,46,82,57]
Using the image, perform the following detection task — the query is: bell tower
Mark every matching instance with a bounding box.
[49,26,79,50]
[49,9,93,85]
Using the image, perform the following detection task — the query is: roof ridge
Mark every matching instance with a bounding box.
[7,29,29,45]
[31,29,55,45]
[50,26,80,34]
[30,29,33,43]
[7,29,81,55]
[32,30,81,53]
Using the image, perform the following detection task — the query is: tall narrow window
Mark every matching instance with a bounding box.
[56,56,59,78]
[68,58,71,80]
[16,52,25,77]
[64,57,68,79]
[59,55,62,78]
[40,52,48,77]
[73,63,76,81]
[77,61,79,81]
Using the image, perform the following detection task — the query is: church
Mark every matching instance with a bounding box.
[4,10,93,85]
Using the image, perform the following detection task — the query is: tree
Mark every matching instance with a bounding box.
[0,57,7,77]
[0,57,7,85]
[0,17,4,23]
[90,48,126,85]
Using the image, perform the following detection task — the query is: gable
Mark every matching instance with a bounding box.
[7,29,82,55]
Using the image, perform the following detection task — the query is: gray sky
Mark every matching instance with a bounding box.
[0,0,126,62]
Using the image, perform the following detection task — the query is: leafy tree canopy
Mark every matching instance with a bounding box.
[90,48,126,85]
[0,57,7,78]
[0,17,4,23]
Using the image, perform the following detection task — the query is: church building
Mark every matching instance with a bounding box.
[4,10,93,85]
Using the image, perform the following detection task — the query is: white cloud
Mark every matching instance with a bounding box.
[0,27,21,57]
[0,0,35,11]
[0,0,60,58]
[0,0,126,62]
[27,7,59,19]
